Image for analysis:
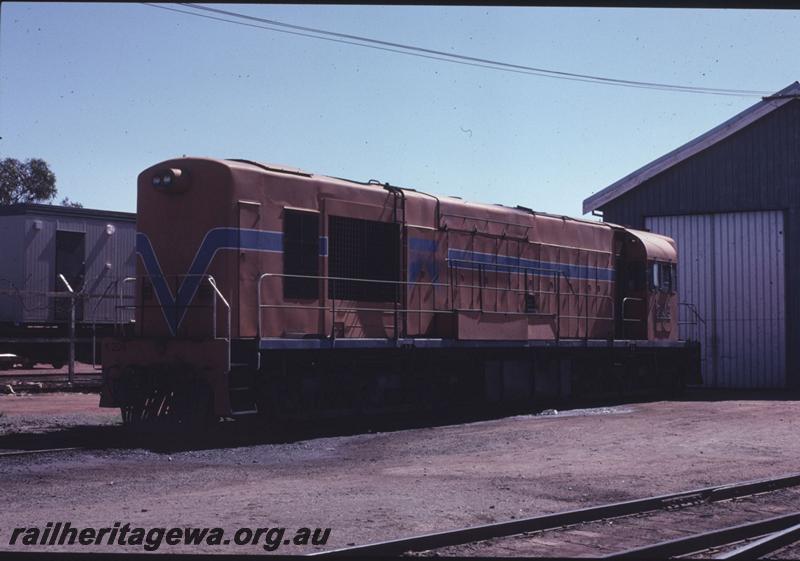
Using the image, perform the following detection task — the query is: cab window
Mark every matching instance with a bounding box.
[649,261,677,293]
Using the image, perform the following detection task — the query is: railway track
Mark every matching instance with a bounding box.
[0,447,82,458]
[314,473,800,558]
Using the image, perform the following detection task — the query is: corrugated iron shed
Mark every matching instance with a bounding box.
[582,81,800,389]
[0,203,136,325]
[583,81,800,215]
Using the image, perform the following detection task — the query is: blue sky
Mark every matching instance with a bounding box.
[1,3,798,216]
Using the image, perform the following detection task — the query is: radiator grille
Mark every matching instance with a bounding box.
[283,210,319,299]
[328,216,400,302]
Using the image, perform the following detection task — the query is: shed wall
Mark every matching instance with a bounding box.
[646,212,785,388]
[0,216,25,322]
[13,213,136,324]
[599,99,800,388]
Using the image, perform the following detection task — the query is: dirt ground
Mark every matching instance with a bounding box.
[0,361,98,377]
[0,392,117,435]
[1,390,800,556]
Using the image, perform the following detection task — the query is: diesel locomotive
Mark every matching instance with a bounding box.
[100,157,700,424]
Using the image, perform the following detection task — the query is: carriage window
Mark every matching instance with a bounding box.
[328,215,400,302]
[283,210,319,299]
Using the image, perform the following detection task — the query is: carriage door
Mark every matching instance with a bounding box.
[237,200,261,337]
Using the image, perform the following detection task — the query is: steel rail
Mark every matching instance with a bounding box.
[311,472,800,557]
[603,512,800,559]
[0,447,82,458]
[715,521,800,560]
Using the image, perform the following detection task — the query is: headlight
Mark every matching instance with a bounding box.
[152,168,184,190]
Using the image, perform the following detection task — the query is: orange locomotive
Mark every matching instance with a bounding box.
[100,157,700,424]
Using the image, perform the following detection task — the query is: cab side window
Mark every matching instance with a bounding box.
[660,263,672,293]
[650,261,677,293]
[649,262,660,291]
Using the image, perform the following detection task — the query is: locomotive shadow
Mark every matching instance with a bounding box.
[0,424,124,452]
[0,404,586,453]
[1,389,795,455]
[115,391,678,452]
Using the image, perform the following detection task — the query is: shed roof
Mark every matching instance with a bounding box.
[582,81,800,214]
[0,203,136,222]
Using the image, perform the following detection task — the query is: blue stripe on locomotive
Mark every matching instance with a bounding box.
[447,248,615,282]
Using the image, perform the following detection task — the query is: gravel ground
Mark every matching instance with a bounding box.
[0,361,98,378]
[0,392,117,438]
[1,391,799,556]
[0,362,102,394]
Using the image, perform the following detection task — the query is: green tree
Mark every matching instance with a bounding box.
[59,197,83,208]
[0,158,57,205]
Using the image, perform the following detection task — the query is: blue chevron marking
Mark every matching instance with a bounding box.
[136,228,282,335]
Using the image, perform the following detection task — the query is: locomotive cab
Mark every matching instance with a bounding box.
[616,229,678,341]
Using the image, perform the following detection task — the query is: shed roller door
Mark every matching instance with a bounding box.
[645,211,785,388]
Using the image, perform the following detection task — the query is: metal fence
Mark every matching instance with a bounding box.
[0,275,136,382]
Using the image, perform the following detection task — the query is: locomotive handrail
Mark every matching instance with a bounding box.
[257,302,559,318]
[447,258,610,340]
[257,272,450,339]
[115,273,230,369]
[115,274,229,341]
[678,302,706,343]
[116,277,137,332]
[257,271,617,340]
[678,302,706,325]
[207,276,231,373]
[258,271,450,288]
[256,270,473,339]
